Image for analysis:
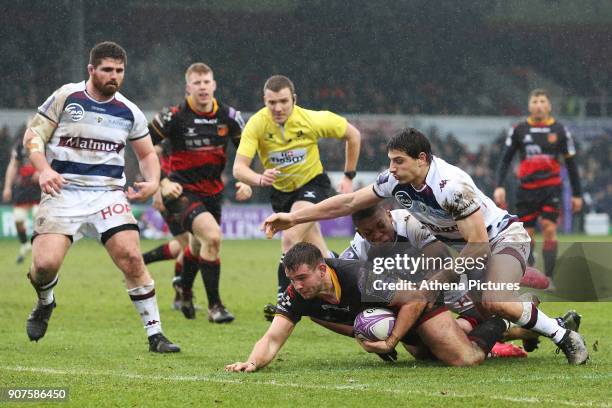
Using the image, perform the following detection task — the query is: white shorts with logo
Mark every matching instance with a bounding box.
[34,188,137,243]
[490,221,531,273]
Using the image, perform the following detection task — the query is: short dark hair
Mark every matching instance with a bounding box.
[529,88,549,100]
[386,128,432,163]
[89,41,127,67]
[283,242,324,273]
[263,75,296,95]
[352,205,384,225]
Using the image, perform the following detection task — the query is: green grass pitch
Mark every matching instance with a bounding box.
[1,236,611,407]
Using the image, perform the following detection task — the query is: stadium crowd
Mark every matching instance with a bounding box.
[2,122,610,220]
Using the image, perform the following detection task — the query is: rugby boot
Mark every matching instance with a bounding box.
[26,300,56,341]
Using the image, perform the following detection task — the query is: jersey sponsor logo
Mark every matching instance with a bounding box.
[302,191,316,198]
[58,136,125,153]
[217,124,228,137]
[321,304,350,312]
[65,103,85,121]
[268,148,306,167]
[547,133,558,143]
[421,221,459,233]
[530,127,550,133]
[185,127,197,137]
[90,105,106,113]
[100,202,131,219]
[523,134,534,144]
[194,118,218,124]
[394,190,413,209]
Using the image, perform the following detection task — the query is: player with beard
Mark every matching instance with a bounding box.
[22,41,180,352]
[263,128,588,365]
[149,62,250,323]
[494,89,583,281]
[3,140,41,263]
[225,242,510,372]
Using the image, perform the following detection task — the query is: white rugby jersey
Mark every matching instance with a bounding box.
[373,156,515,243]
[37,81,149,190]
[339,209,436,260]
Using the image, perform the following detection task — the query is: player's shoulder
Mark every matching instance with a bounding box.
[114,92,144,113]
[216,100,244,125]
[429,157,474,196]
[41,82,85,107]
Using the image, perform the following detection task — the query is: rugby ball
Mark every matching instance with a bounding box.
[354,308,396,341]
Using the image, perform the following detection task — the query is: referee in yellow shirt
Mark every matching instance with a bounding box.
[233,75,361,319]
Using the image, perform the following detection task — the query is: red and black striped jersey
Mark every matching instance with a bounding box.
[499,117,576,190]
[150,97,244,196]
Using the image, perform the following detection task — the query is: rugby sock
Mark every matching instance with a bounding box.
[174,259,183,277]
[128,281,162,337]
[142,243,173,264]
[468,317,508,354]
[542,240,558,278]
[277,253,290,301]
[199,258,221,306]
[516,302,566,343]
[180,247,199,289]
[527,239,536,266]
[17,226,27,244]
[28,273,58,306]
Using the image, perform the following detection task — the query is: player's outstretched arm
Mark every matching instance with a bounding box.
[128,136,160,202]
[225,315,295,373]
[263,185,382,237]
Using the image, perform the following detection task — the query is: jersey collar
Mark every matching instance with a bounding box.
[326,265,341,304]
[527,116,555,126]
[187,96,218,117]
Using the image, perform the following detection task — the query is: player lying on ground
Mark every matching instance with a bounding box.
[337,204,581,356]
[263,128,588,364]
[225,243,510,372]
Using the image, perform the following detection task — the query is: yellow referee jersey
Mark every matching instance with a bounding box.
[237,105,348,192]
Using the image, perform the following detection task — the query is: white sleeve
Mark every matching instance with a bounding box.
[129,107,150,140]
[439,177,481,221]
[339,233,369,261]
[391,210,436,250]
[372,169,396,198]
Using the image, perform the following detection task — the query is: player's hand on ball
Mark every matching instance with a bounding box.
[355,337,395,354]
[262,213,295,238]
[235,182,252,201]
[225,361,257,373]
[127,181,157,202]
[39,168,66,196]
[493,187,506,208]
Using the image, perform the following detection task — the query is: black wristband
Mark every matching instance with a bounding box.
[344,171,356,180]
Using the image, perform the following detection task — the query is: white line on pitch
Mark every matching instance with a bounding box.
[2,366,609,407]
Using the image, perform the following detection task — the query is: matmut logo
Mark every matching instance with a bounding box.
[58,136,125,153]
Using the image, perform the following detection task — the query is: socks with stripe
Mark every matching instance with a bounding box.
[180,247,199,289]
[142,243,174,265]
[28,273,58,306]
[516,302,566,343]
[542,240,558,278]
[200,258,221,306]
[128,281,162,337]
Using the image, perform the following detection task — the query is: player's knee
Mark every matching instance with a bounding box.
[118,250,146,277]
[31,255,62,277]
[446,352,483,367]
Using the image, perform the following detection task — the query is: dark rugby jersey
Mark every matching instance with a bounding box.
[150,97,244,196]
[11,142,41,205]
[497,117,579,191]
[276,258,388,325]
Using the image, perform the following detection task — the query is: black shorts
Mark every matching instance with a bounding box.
[163,190,222,234]
[516,185,562,228]
[270,173,333,213]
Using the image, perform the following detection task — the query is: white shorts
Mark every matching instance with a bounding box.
[13,205,39,223]
[34,188,138,243]
[490,221,531,273]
